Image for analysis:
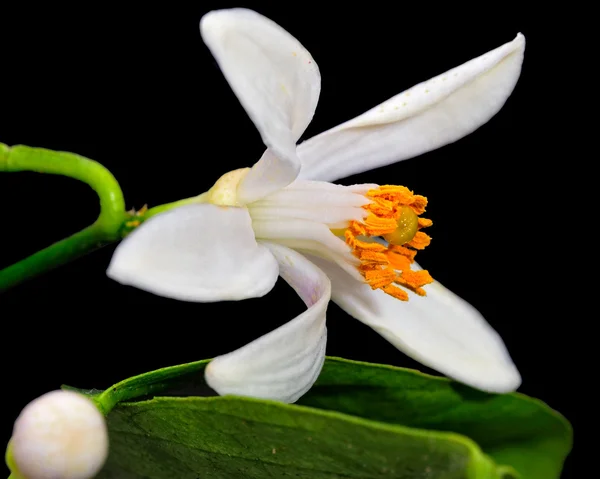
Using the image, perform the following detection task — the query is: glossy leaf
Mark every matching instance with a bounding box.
[300,359,572,479]
[67,357,571,479]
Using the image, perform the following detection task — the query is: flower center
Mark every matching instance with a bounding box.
[345,185,434,301]
[206,168,250,206]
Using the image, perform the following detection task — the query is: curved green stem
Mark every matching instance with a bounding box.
[0,144,125,234]
[0,143,209,291]
[0,144,128,291]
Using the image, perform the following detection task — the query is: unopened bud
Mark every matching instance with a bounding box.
[9,390,108,479]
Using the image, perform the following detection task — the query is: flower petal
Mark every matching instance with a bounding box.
[297,34,525,182]
[307,255,521,393]
[107,204,278,302]
[205,244,330,403]
[200,8,321,203]
[252,217,362,282]
[248,180,369,227]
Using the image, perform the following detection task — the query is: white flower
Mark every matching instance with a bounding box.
[9,390,108,479]
[107,8,526,403]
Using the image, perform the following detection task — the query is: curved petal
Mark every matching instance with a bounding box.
[200,8,321,203]
[205,244,330,403]
[107,204,278,302]
[306,254,521,393]
[297,33,525,182]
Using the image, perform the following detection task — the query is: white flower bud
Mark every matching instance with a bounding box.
[10,390,109,479]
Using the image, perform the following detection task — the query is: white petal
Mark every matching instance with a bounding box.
[297,34,525,182]
[249,204,365,227]
[200,9,321,203]
[205,244,330,403]
[248,180,369,227]
[252,180,372,207]
[107,204,278,302]
[252,217,362,281]
[307,255,521,393]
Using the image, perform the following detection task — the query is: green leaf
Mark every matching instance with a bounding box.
[299,359,572,479]
[69,357,571,479]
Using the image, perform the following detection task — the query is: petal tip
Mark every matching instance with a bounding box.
[497,365,522,393]
[437,353,522,395]
[204,359,218,386]
[483,370,522,394]
[199,9,225,34]
[200,8,260,38]
[105,250,129,285]
[462,358,522,394]
[204,357,238,397]
[511,32,526,53]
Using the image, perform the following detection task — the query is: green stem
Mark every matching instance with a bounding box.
[0,143,208,291]
[144,192,208,220]
[5,441,22,479]
[0,144,128,291]
[0,144,126,233]
[0,223,111,291]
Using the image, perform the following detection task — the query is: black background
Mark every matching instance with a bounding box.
[1,3,574,478]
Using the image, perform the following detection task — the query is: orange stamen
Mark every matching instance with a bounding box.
[345,185,434,301]
[407,231,431,250]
